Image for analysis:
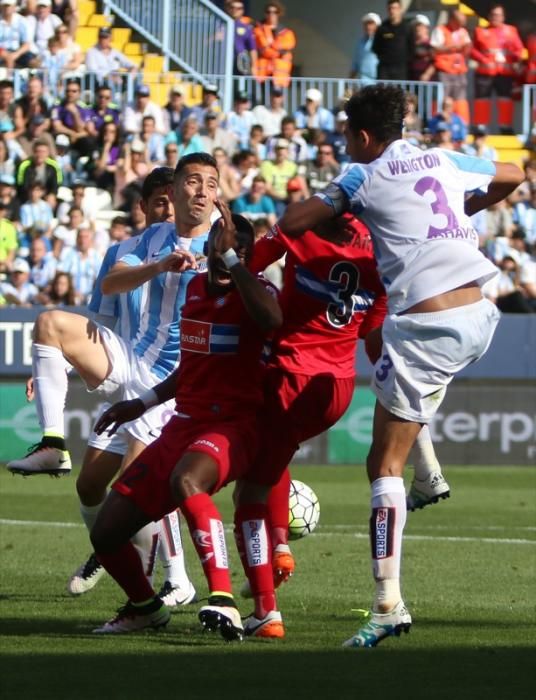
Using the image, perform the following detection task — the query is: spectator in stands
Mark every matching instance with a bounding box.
[0,199,17,273]
[0,134,17,184]
[402,92,423,143]
[255,2,296,88]
[408,15,434,82]
[190,83,222,124]
[166,116,204,158]
[53,205,85,251]
[12,75,50,144]
[225,91,255,150]
[200,111,237,155]
[114,139,151,207]
[349,12,381,83]
[462,124,497,160]
[428,96,467,145]
[252,87,286,138]
[108,215,130,244]
[89,84,121,132]
[260,137,298,215]
[225,0,257,76]
[231,174,276,225]
[57,226,102,304]
[326,111,350,166]
[16,139,62,205]
[85,26,137,86]
[519,248,536,311]
[51,78,96,157]
[140,115,165,164]
[26,0,78,37]
[471,4,524,135]
[123,84,165,136]
[35,269,76,306]
[294,88,334,133]
[17,113,55,157]
[266,115,307,163]
[127,194,146,236]
[163,86,193,133]
[28,235,56,289]
[91,120,120,190]
[0,0,35,68]
[372,0,411,80]
[0,257,38,305]
[248,124,267,162]
[0,79,15,136]
[213,147,241,202]
[513,184,536,245]
[304,142,340,195]
[39,33,69,91]
[54,21,82,72]
[286,175,307,205]
[232,148,258,195]
[485,200,516,256]
[27,0,62,57]
[431,121,456,151]
[484,252,533,313]
[56,181,92,223]
[54,133,74,186]
[430,8,472,125]
[163,142,178,169]
[20,181,54,241]
[0,175,20,223]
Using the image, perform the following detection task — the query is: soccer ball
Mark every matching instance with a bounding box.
[288,480,320,540]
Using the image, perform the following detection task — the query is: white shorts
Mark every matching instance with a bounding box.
[90,325,176,446]
[371,298,500,423]
[86,401,129,456]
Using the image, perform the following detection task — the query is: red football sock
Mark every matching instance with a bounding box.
[97,542,156,604]
[181,493,232,596]
[234,503,277,618]
[267,467,291,548]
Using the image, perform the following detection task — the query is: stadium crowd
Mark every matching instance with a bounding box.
[0,0,535,311]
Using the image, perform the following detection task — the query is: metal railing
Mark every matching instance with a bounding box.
[522,84,536,137]
[102,0,234,111]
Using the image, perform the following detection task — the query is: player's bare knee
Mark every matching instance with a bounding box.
[33,310,62,344]
[76,472,102,505]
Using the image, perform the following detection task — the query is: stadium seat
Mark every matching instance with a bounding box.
[496,148,530,168]
[123,42,141,56]
[111,28,132,49]
[87,14,111,28]
[78,1,97,27]
[143,54,165,74]
[486,135,526,150]
[75,26,99,51]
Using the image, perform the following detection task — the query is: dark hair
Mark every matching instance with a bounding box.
[111,215,128,227]
[65,77,81,88]
[0,80,13,91]
[281,116,296,127]
[174,153,218,179]
[140,167,175,201]
[68,205,83,216]
[345,84,407,143]
[49,271,76,306]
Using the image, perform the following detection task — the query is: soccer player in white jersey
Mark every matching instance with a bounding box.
[269,84,524,647]
[67,169,196,606]
[7,153,219,599]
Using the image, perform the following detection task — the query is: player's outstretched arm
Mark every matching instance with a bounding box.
[278,196,336,239]
[94,369,180,435]
[465,162,524,217]
[101,251,197,294]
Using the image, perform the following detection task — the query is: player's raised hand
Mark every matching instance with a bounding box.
[94,399,146,436]
[157,249,197,274]
[214,199,237,253]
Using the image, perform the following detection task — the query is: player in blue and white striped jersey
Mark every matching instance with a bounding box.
[8,156,219,601]
[275,84,523,648]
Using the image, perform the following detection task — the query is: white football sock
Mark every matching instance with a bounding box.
[412,425,441,481]
[370,476,407,613]
[32,343,70,437]
[80,500,105,533]
[131,521,160,586]
[158,510,192,590]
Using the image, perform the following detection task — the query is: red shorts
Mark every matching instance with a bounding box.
[113,413,259,520]
[249,367,355,485]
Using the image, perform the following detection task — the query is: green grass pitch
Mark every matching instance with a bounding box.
[1,465,535,699]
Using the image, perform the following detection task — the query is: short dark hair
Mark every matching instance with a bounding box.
[281,116,296,127]
[141,166,174,200]
[0,80,13,91]
[66,77,81,88]
[174,152,218,179]
[345,84,407,144]
[111,215,128,227]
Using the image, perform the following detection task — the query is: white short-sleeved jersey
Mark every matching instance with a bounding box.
[317,140,499,313]
[120,222,209,380]
[88,235,142,341]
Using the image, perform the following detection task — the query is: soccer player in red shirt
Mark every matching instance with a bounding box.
[233,215,388,637]
[89,206,282,640]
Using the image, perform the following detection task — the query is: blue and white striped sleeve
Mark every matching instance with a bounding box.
[314,164,367,215]
[120,225,158,266]
[444,151,496,194]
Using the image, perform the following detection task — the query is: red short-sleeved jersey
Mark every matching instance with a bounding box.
[251,221,387,378]
[174,272,275,420]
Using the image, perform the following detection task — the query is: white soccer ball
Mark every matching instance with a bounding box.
[288,479,320,540]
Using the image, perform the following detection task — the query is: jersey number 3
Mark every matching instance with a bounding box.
[414,176,459,239]
[327,261,360,328]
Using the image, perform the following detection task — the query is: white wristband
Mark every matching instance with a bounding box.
[221,248,240,269]
[139,388,159,410]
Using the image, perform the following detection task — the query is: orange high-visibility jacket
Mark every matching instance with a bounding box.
[433,24,470,74]
[525,33,536,84]
[471,24,524,77]
[254,22,296,87]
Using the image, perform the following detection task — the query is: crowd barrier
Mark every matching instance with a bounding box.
[1,308,534,466]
